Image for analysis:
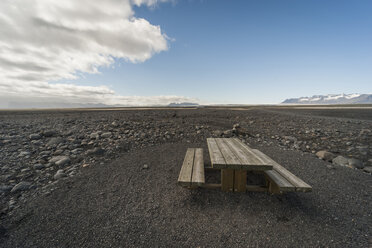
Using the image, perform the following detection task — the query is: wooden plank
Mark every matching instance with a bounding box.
[177,148,195,187]
[221,169,234,192]
[264,170,295,193]
[214,138,241,168]
[252,149,312,192]
[226,138,273,170]
[234,170,247,192]
[191,148,205,186]
[207,138,226,168]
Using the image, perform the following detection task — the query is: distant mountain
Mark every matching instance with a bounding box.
[167,102,199,107]
[282,94,372,104]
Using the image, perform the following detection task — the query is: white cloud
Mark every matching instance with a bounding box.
[0,0,194,108]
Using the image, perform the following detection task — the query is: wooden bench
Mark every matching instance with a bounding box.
[177,148,205,188]
[249,148,312,194]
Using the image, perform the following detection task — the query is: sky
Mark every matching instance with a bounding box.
[0,0,371,107]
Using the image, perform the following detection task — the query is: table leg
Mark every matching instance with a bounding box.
[221,169,234,192]
[234,170,247,192]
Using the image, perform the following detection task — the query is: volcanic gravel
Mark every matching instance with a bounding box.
[0,107,371,247]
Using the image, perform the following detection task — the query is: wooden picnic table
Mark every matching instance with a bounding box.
[207,138,273,192]
[178,137,312,194]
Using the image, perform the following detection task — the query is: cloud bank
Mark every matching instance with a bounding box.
[0,0,195,108]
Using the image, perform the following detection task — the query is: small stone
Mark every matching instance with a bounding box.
[111,121,119,127]
[143,164,149,169]
[332,156,349,167]
[0,185,13,194]
[86,147,105,156]
[47,137,64,146]
[18,151,31,157]
[90,132,100,139]
[33,163,45,170]
[29,133,41,140]
[348,158,364,169]
[43,130,57,137]
[54,169,66,180]
[55,157,70,166]
[49,155,69,163]
[316,150,335,162]
[11,181,32,193]
[363,166,372,173]
[101,132,112,138]
[82,163,89,168]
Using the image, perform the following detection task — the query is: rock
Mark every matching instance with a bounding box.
[143,164,149,169]
[55,157,70,166]
[11,181,32,193]
[316,150,335,162]
[33,163,45,170]
[18,151,31,157]
[101,132,112,138]
[356,146,368,156]
[71,148,83,154]
[43,130,57,137]
[90,132,100,139]
[47,137,64,146]
[212,130,222,137]
[86,147,105,156]
[54,169,66,180]
[111,121,119,127]
[332,156,349,166]
[29,133,41,140]
[348,158,364,169]
[0,185,13,194]
[49,155,69,164]
[363,166,372,173]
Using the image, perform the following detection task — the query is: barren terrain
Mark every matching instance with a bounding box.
[0,107,371,247]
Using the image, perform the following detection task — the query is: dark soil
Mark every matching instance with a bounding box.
[0,107,371,247]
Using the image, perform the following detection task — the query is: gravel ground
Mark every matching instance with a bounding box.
[0,107,371,247]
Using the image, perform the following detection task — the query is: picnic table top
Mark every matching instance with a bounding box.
[207,138,273,171]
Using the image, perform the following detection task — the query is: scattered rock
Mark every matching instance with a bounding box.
[49,155,69,164]
[29,133,41,140]
[18,151,31,157]
[55,157,70,166]
[47,137,64,146]
[43,130,57,137]
[0,185,13,194]
[90,132,100,139]
[86,147,105,156]
[363,166,372,173]
[332,156,349,167]
[54,169,66,180]
[101,132,112,138]
[11,181,32,193]
[348,158,364,169]
[316,150,335,162]
[33,163,45,170]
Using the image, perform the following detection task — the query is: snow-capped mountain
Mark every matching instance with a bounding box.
[282,93,372,104]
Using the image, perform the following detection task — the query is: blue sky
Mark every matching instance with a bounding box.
[68,0,372,104]
[1,0,371,106]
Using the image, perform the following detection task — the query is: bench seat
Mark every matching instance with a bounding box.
[249,148,312,193]
[178,148,205,188]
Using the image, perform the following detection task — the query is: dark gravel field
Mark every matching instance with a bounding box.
[0,107,371,247]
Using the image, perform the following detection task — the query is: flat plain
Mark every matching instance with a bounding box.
[0,106,371,247]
